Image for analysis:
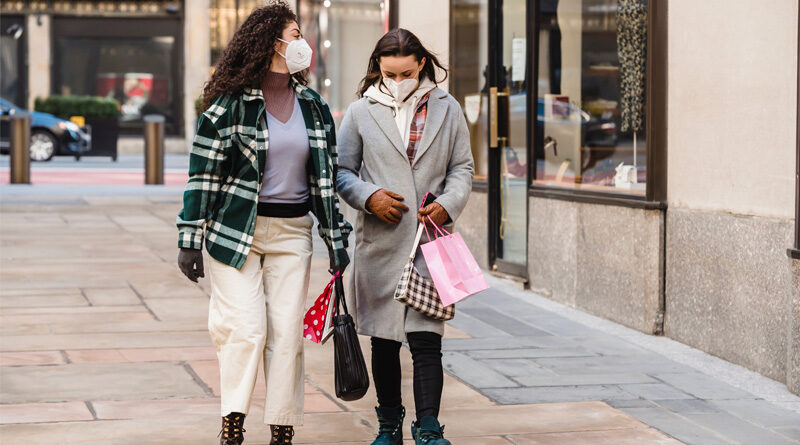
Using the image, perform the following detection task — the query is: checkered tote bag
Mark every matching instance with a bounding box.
[394,225,455,321]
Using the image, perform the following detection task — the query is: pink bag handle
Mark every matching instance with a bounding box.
[425,215,450,241]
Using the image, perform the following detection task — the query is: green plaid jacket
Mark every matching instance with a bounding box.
[177,77,352,270]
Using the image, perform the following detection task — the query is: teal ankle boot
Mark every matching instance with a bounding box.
[411,416,451,444]
[371,405,405,445]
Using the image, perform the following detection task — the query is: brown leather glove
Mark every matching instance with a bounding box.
[366,189,409,224]
[418,202,450,227]
[178,248,204,283]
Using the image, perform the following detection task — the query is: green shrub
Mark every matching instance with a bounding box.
[34,96,121,119]
[195,97,204,118]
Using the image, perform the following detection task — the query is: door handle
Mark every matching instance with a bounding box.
[544,136,558,157]
[489,87,510,148]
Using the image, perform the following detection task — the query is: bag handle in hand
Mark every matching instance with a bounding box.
[423,215,450,242]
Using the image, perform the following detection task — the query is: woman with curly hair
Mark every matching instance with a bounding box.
[176,2,351,444]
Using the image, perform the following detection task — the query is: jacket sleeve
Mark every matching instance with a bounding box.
[335,103,382,213]
[434,101,475,222]
[321,101,352,252]
[176,112,230,250]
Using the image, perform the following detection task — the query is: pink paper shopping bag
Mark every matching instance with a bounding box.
[419,216,489,306]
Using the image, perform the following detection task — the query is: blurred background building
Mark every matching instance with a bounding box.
[1,0,798,396]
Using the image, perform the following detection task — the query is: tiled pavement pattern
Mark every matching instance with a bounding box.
[0,186,793,444]
[444,283,800,445]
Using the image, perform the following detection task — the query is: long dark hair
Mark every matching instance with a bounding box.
[201,0,306,111]
[357,28,448,98]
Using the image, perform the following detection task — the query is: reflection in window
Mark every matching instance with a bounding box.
[451,0,489,181]
[0,32,21,106]
[298,0,387,126]
[56,36,176,130]
[534,0,647,194]
[210,0,263,65]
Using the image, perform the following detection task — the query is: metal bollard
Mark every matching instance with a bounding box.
[9,112,31,184]
[143,114,165,185]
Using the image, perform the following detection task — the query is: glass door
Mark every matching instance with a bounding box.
[488,0,529,276]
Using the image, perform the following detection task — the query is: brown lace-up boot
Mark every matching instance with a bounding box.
[269,425,294,444]
[218,412,246,445]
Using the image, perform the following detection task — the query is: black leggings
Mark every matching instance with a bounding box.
[371,332,443,420]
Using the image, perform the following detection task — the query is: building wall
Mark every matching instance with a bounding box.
[456,191,489,271]
[397,0,450,91]
[665,0,799,386]
[528,198,665,334]
[184,0,211,145]
[667,0,798,218]
[26,14,50,110]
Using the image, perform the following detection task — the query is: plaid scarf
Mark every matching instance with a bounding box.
[406,92,431,164]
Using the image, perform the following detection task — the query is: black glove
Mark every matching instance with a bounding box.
[178,248,204,283]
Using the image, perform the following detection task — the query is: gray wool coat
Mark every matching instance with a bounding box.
[336,87,474,342]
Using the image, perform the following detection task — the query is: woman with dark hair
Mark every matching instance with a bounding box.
[336,28,474,445]
[175,2,351,444]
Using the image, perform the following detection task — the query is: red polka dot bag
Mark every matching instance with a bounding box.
[303,271,340,344]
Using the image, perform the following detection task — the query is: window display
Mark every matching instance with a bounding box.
[450,0,489,181]
[298,0,388,126]
[534,0,648,194]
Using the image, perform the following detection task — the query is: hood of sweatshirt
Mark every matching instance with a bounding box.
[363,77,438,149]
[363,77,437,108]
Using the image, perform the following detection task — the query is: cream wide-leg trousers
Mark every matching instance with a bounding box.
[207,214,313,426]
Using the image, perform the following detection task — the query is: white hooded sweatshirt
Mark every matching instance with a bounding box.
[362,77,438,149]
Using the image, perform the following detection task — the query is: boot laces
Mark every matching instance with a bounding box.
[376,406,404,437]
[218,414,245,444]
[418,424,446,442]
[271,425,294,444]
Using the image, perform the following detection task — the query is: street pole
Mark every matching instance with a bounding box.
[143,114,165,185]
[9,112,31,184]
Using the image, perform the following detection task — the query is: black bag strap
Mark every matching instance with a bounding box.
[334,276,349,316]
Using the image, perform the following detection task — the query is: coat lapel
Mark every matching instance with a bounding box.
[366,101,407,158]
[412,89,448,167]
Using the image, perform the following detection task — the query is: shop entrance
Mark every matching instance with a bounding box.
[487,0,530,277]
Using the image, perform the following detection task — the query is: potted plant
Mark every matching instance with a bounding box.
[35,96,121,161]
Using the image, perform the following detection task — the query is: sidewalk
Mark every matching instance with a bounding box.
[0,185,798,444]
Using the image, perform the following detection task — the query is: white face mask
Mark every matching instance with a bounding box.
[382,77,419,103]
[277,38,312,74]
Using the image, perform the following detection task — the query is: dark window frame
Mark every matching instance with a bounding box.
[527,0,668,210]
[789,5,800,260]
[50,16,184,135]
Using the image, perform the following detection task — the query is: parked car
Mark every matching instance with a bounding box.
[0,97,91,161]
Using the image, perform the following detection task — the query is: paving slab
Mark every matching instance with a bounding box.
[484,385,635,404]
[0,401,94,424]
[510,428,683,444]
[619,383,694,400]
[1,362,207,403]
[0,350,66,366]
[443,351,519,388]
[620,407,732,445]
[654,373,759,400]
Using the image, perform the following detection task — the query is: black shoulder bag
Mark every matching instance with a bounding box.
[332,276,370,401]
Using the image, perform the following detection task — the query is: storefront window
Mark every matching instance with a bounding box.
[450,0,489,181]
[0,15,25,107]
[210,0,263,65]
[298,0,388,125]
[534,0,648,194]
[56,35,176,131]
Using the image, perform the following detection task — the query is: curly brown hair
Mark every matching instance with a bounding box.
[200,0,307,111]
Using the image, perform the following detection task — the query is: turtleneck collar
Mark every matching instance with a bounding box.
[263,71,291,91]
